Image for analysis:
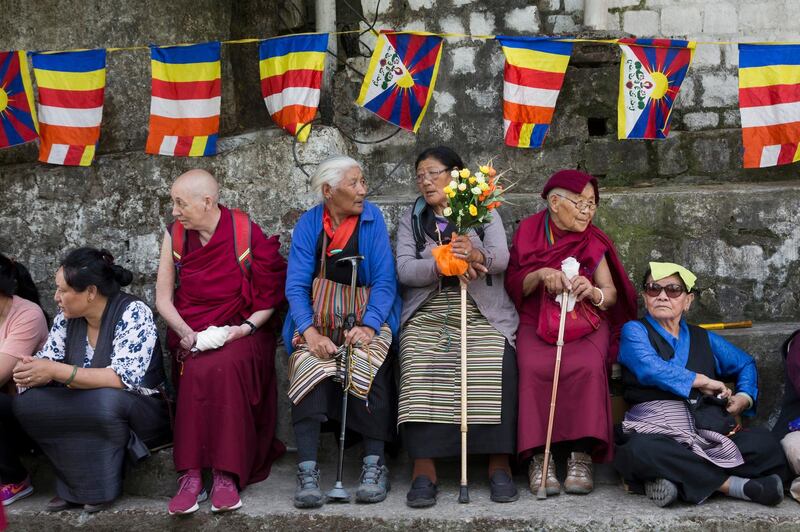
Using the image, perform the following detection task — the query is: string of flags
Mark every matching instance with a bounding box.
[1,32,799,170]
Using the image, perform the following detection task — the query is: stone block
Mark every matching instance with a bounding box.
[683,111,720,131]
[655,133,688,176]
[687,132,735,174]
[564,0,584,12]
[469,11,495,35]
[739,2,783,32]
[724,43,739,68]
[660,5,702,36]
[723,109,741,128]
[504,6,541,33]
[702,2,739,34]
[691,45,722,68]
[541,0,562,11]
[607,11,622,31]
[449,46,477,74]
[676,76,697,107]
[584,137,651,180]
[407,0,435,9]
[608,0,641,7]
[622,10,660,37]
[433,91,457,115]
[549,14,579,33]
[700,72,739,107]
[439,14,466,41]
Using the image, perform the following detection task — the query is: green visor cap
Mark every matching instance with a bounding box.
[649,261,697,292]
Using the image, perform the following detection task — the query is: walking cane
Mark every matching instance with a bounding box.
[537,290,569,500]
[326,254,365,503]
[458,279,470,503]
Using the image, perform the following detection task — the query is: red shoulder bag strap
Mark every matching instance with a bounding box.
[231,208,252,280]
[171,222,186,265]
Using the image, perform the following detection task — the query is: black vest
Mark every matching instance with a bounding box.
[772,329,800,440]
[65,291,165,390]
[622,318,716,405]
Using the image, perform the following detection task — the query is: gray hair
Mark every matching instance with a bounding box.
[546,187,571,202]
[310,156,362,200]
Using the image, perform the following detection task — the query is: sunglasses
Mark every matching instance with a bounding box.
[643,282,687,298]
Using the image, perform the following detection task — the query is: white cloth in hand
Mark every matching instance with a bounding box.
[559,257,580,311]
[195,325,230,351]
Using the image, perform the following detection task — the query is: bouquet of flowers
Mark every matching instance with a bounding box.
[432,161,511,276]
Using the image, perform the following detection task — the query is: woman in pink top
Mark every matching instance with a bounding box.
[0,254,48,507]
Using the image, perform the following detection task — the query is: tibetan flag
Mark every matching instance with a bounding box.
[618,39,694,140]
[259,34,327,143]
[0,51,38,149]
[496,36,572,149]
[356,31,443,133]
[146,42,221,157]
[31,49,106,166]
[738,44,800,168]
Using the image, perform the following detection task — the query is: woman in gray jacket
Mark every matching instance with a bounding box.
[396,146,520,508]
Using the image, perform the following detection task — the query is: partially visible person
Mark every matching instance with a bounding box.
[156,169,287,515]
[772,328,800,501]
[396,146,520,508]
[615,262,789,507]
[0,254,48,506]
[13,248,170,513]
[283,156,400,509]
[506,170,637,496]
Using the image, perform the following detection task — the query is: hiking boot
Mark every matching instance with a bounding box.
[645,478,679,507]
[528,454,560,496]
[564,452,594,494]
[168,469,207,515]
[489,469,519,503]
[1,476,33,506]
[211,469,242,513]
[356,455,390,503]
[294,461,324,509]
[406,475,437,508]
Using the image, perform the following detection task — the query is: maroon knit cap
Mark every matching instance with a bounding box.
[540,169,600,204]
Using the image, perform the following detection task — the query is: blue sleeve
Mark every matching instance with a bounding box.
[361,208,398,332]
[618,321,696,398]
[285,213,317,336]
[709,332,758,415]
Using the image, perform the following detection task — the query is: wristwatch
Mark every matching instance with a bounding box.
[242,320,257,335]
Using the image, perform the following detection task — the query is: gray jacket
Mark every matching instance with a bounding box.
[395,203,520,346]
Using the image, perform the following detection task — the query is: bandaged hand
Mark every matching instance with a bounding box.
[195,326,230,351]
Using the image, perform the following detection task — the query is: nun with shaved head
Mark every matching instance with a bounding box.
[155,169,288,515]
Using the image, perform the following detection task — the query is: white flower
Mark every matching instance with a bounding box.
[450,170,460,178]
[476,174,486,184]
[443,207,452,216]
[449,180,458,189]
[458,183,467,191]
[475,171,484,179]
[471,186,482,195]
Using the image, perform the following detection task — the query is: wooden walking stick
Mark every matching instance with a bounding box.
[537,290,570,500]
[458,279,470,503]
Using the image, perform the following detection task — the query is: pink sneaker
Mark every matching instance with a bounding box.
[210,470,242,513]
[168,469,207,515]
[1,477,33,506]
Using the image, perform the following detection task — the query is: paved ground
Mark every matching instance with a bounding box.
[7,454,800,531]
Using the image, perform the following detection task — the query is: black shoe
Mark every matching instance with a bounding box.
[46,496,77,512]
[744,474,784,506]
[83,501,112,513]
[489,470,519,503]
[644,478,678,507]
[406,475,437,508]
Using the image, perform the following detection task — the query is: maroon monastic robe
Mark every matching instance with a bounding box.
[168,205,287,487]
[506,208,637,462]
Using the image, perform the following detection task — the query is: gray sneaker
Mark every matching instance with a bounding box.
[356,455,390,503]
[294,461,324,509]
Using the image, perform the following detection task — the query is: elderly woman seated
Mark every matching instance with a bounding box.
[12,248,170,512]
[283,155,401,508]
[614,262,789,507]
[772,329,800,501]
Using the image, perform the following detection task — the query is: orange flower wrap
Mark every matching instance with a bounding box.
[431,243,469,276]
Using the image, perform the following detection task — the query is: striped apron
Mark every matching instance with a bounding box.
[398,288,505,425]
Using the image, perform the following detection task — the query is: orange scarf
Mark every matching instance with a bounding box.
[322,207,359,256]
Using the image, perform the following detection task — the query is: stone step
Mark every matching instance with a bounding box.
[8,454,800,531]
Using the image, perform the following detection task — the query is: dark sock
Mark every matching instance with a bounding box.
[742,475,784,506]
[362,437,385,465]
[293,418,321,464]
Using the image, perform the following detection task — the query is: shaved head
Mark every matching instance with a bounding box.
[172,169,220,204]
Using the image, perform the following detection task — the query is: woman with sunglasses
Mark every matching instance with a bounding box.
[506,170,637,496]
[614,261,789,507]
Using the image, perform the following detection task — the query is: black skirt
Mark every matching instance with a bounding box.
[291,350,397,443]
[402,341,518,458]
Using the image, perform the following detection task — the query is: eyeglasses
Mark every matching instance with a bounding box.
[415,168,449,183]
[643,282,687,298]
[554,193,597,212]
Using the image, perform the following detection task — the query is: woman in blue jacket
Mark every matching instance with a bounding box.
[283,155,401,509]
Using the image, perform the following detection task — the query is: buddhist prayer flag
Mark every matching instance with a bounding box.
[356,31,443,132]
[618,38,694,140]
[259,34,327,143]
[496,36,573,148]
[0,51,38,149]
[31,49,106,166]
[738,44,800,168]
[146,42,221,157]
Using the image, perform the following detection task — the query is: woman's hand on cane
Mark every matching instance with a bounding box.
[303,327,338,359]
[540,268,572,294]
[569,275,595,302]
[345,325,375,347]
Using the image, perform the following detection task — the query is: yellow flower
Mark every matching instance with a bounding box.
[479,165,490,174]
[447,189,456,198]
[469,176,477,184]
[468,204,478,216]
[443,186,453,195]
[459,168,470,179]
[458,183,467,191]
[479,182,489,191]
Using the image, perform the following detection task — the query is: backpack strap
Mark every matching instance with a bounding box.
[411,196,428,259]
[171,222,186,264]
[231,208,252,279]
